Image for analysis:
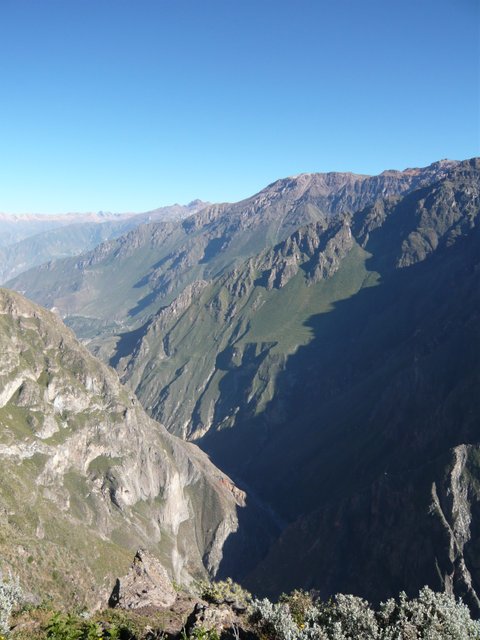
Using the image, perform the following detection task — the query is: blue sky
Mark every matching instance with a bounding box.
[0,0,478,213]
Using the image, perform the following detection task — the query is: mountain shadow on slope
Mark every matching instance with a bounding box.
[205,220,480,609]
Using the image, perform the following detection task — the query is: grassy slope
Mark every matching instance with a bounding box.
[123,236,376,442]
[0,458,133,607]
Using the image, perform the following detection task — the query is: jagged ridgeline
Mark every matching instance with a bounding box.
[6,158,480,610]
[0,288,245,606]
[8,159,458,356]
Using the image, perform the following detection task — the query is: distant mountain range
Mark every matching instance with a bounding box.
[0,200,207,283]
[7,160,457,350]
[4,158,480,611]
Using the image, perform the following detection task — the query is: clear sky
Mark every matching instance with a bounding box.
[0,0,478,213]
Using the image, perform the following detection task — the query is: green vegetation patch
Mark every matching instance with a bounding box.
[87,456,123,477]
[0,404,37,440]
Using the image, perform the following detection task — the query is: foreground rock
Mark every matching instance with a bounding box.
[107,559,253,639]
[109,549,177,610]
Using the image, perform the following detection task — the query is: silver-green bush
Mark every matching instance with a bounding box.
[377,587,480,639]
[0,573,22,635]
[250,586,480,640]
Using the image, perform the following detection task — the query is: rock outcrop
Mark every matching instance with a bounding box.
[109,549,177,610]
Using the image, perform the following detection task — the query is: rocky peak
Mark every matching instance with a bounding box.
[256,219,353,291]
[109,548,177,610]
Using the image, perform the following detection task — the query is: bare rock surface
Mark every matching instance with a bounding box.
[109,549,177,610]
[185,602,236,635]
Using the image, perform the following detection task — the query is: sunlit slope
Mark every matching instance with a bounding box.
[0,288,244,607]
[119,159,479,447]
[118,222,376,440]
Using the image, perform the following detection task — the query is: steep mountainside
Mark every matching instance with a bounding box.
[117,160,479,438]
[0,201,207,283]
[6,158,479,609]
[241,214,480,597]
[0,288,245,607]
[7,161,457,358]
[115,218,359,440]
[115,159,480,608]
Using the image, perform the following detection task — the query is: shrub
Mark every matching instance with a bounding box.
[250,598,309,640]
[181,627,220,640]
[377,586,480,639]
[251,586,480,640]
[0,573,22,635]
[44,613,123,640]
[45,612,82,640]
[196,578,251,607]
[315,594,380,639]
[278,590,315,627]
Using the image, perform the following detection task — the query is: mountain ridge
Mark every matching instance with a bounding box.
[0,201,209,283]
[7,159,463,345]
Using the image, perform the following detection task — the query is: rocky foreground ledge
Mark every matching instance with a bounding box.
[11,549,253,640]
[107,549,251,639]
[9,549,480,640]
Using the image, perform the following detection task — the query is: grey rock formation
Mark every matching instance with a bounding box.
[185,601,237,636]
[109,549,177,609]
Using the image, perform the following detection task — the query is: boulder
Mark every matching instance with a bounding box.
[109,549,177,610]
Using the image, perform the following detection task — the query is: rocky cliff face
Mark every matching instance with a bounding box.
[115,217,358,441]
[0,288,244,606]
[236,165,480,607]
[246,443,480,615]
[116,160,479,443]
